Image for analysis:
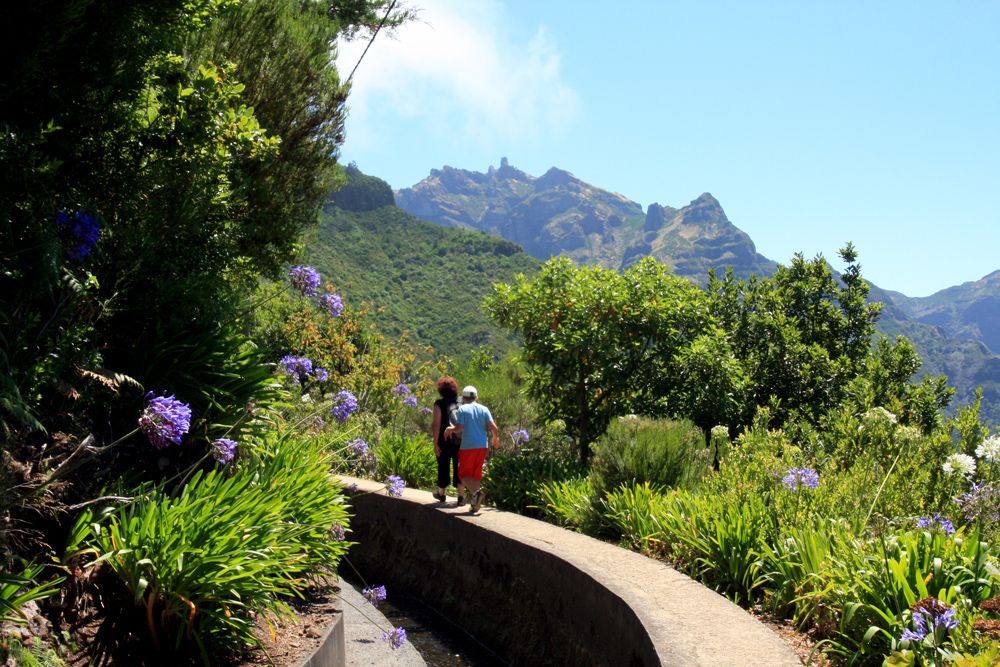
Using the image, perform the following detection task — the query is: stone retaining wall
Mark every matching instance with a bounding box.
[341,476,800,667]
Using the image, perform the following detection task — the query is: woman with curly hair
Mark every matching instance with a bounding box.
[431,376,465,503]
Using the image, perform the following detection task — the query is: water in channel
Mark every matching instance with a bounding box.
[343,573,507,666]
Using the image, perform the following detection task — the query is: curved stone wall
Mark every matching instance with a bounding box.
[341,476,800,667]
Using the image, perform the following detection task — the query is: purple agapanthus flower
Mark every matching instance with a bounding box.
[311,367,329,382]
[288,265,321,296]
[138,392,192,449]
[393,383,410,395]
[362,585,387,606]
[348,438,369,456]
[381,626,407,649]
[386,474,405,497]
[320,293,344,318]
[916,514,956,535]
[781,467,820,491]
[402,395,418,408]
[954,481,1000,524]
[419,406,432,415]
[279,355,314,383]
[211,438,238,465]
[512,429,530,444]
[330,389,358,423]
[900,599,958,642]
[55,210,101,259]
[346,483,359,493]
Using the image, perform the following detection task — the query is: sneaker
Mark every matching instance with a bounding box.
[471,490,484,513]
[456,495,466,506]
[433,491,446,502]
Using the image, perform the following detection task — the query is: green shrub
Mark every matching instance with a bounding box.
[537,477,595,531]
[1,564,63,625]
[66,433,351,660]
[483,447,583,515]
[647,489,771,604]
[374,432,436,488]
[589,417,709,499]
[601,482,669,551]
[819,526,999,664]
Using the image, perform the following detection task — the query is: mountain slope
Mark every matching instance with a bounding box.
[395,158,776,280]
[305,166,540,359]
[887,270,1000,355]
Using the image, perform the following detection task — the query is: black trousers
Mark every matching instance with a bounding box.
[436,441,460,489]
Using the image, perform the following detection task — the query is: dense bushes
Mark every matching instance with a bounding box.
[65,433,351,659]
[589,416,708,498]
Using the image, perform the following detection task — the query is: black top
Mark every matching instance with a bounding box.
[434,396,461,452]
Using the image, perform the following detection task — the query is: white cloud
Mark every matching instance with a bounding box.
[336,0,579,152]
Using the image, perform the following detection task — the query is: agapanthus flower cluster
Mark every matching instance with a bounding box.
[781,467,820,491]
[419,406,432,415]
[954,481,1000,524]
[710,425,730,439]
[900,597,958,642]
[320,292,344,318]
[329,523,346,541]
[138,393,192,449]
[385,474,405,497]
[363,585,387,606]
[330,389,358,423]
[942,453,977,477]
[382,626,407,650]
[211,438,238,465]
[349,438,369,456]
[402,395,419,408]
[976,435,1000,463]
[512,429,530,444]
[55,210,101,260]
[280,355,314,382]
[394,383,410,395]
[288,265,321,296]
[916,514,956,535]
[311,367,329,382]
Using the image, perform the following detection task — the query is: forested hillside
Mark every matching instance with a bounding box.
[305,166,540,359]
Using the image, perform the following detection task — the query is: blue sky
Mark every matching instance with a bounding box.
[336,1,999,297]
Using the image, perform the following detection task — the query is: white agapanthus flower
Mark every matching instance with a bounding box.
[711,425,730,439]
[942,453,977,477]
[976,435,1000,463]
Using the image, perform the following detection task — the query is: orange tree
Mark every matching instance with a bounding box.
[485,256,711,461]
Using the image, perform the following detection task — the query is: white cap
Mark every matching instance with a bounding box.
[462,385,478,398]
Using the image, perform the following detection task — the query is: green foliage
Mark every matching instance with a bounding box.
[374,433,436,488]
[486,256,710,459]
[483,447,584,515]
[536,477,594,531]
[0,635,66,667]
[135,322,283,443]
[601,482,671,551]
[67,433,351,659]
[0,564,63,625]
[329,164,395,211]
[589,416,709,499]
[450,354,539,441]
[652,489,772,604]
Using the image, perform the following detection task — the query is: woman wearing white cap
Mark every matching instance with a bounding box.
[444,385,500,512]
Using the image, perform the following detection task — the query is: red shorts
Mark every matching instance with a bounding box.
[458,448,488,481]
